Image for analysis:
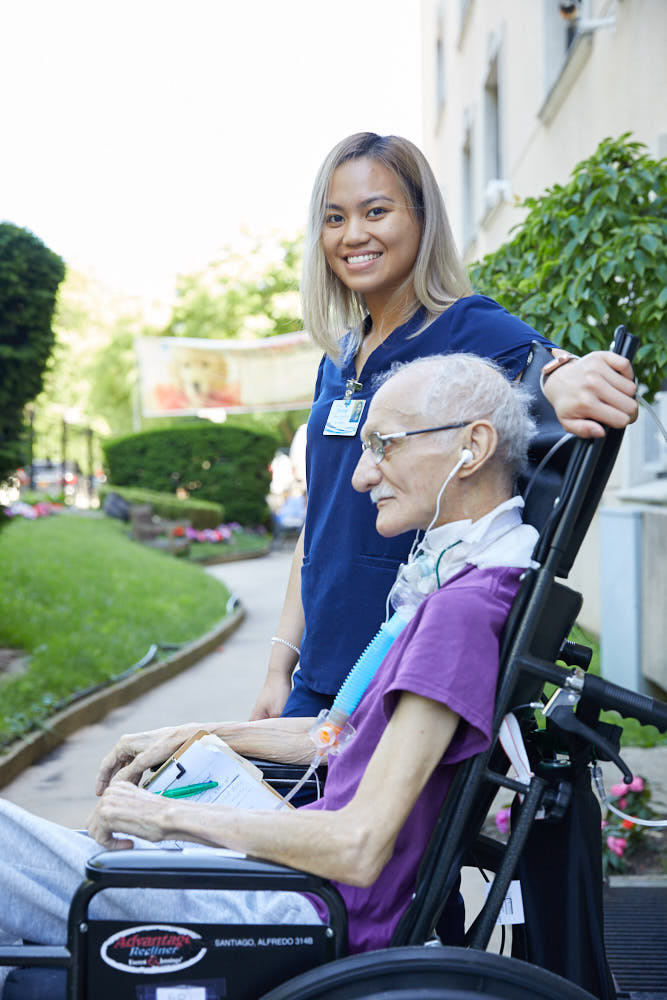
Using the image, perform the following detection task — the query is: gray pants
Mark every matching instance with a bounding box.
[0,799,320,984]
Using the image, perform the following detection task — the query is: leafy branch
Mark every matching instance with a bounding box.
[470,135,667,397]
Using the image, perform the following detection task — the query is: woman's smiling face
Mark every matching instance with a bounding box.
[321,156,422,312]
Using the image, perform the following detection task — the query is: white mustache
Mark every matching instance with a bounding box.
[370,487,394,505]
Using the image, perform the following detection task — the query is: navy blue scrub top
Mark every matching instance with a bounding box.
[300,294,553,696]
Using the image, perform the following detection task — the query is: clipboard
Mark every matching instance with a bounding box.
[142,730,291,810]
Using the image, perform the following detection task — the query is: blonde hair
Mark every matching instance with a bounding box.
[301,133,472,363]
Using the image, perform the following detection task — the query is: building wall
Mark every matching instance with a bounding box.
[421,0,667,646]
[421,0,667,262]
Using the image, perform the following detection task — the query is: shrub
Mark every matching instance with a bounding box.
[470,135,667,397]
[0,223,65,516]
[99,485,224,529]
[103,424,276,524]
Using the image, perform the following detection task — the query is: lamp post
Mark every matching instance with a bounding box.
[27,406,35,490]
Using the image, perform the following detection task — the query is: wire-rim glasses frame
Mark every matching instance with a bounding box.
[361,421,472,463]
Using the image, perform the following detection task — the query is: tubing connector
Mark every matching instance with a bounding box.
[309,708,356,757]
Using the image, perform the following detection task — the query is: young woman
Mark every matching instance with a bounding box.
[250,132,637,720]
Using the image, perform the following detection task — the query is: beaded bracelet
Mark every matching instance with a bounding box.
[271,636,301,657]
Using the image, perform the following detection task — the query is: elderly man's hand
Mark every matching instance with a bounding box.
[543,351,638,438]
[88,780,171,850]
[95,723,205,796]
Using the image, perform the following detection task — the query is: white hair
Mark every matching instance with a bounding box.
[376,354,537,479]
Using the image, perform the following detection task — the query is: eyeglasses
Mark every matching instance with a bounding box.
[361,422,471,463]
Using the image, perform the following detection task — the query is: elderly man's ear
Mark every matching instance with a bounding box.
[457,421,498,477]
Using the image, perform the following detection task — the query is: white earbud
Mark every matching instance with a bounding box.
[460,448,474,465]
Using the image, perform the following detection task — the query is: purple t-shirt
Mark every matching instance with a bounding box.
[301,563,522,953]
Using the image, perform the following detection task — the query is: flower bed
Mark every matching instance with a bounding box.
[3,499,64,520]
[490,773,666,876]
[601,774,666,875]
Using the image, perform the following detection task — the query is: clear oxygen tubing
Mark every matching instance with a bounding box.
[591,764,667,829]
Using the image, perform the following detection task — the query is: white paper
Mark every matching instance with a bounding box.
[485,879,525,925]
[156,987,206,1000]
[146,736,285,812]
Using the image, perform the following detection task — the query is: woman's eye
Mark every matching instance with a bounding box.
[368,206,387,218]
[325,213,344,225]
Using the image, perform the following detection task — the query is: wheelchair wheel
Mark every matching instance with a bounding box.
[260,946,597,999]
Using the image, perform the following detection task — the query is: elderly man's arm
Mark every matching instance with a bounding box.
[89,691,459,887]
[544,350,637,438]
[95,716,317,795]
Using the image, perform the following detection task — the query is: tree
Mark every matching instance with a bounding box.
[469,136,667,397]
[0,223,65,497]
[166,234,302,341]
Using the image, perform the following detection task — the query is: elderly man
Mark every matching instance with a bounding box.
[0,353,538,960]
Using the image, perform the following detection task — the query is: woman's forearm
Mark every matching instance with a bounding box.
[268,527,306,678]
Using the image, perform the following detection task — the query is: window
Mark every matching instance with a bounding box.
[484,56,501,183]
[482,34,509,217]
[436,33,446,119]
[462,112,475,249]
[543,0,580,95]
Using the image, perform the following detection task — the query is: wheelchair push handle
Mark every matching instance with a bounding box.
[581,672,667,734]
[609,323,639,363]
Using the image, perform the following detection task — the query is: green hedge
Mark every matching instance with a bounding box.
[0,223,65,510]
[99,485,224,529]
[103,424,276,525]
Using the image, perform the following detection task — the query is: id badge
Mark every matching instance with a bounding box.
[323,398,366,436]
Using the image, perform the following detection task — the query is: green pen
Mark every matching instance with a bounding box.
[161,780,219,799]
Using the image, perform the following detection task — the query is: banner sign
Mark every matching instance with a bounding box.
[136,333,321,416]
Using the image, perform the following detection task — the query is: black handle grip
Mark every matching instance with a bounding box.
[582,673,667,733]
[609,324,639,363]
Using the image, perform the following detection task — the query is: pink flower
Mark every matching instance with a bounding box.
[628,776,644,793]
[601,819,608,829]
[610,782,628,797]
[617,797,628,811]
[606,835,627,857]
[495,807,511,835]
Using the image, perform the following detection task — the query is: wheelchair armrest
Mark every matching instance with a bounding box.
[247,758,327,808]
[86,848,332,893]
[248,758,328,782]
[81,849,349,954]
[0,945,71,969]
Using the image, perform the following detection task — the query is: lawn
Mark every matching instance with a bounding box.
[0,514,231,747]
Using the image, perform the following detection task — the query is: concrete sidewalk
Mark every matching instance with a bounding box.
[2,546,296,828]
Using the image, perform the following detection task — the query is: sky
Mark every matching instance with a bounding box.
[1,1,423,303]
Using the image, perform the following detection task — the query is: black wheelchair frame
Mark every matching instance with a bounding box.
[2,329,666,1000]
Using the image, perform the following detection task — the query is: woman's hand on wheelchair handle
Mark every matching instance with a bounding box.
[543,350,638,438]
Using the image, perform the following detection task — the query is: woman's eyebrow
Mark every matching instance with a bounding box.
[325,194,398,211]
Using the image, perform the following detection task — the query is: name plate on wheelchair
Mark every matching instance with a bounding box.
[485,879,525,925]
[87,921,334,999]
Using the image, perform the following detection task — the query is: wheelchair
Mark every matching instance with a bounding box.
[1,330,665,1000]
